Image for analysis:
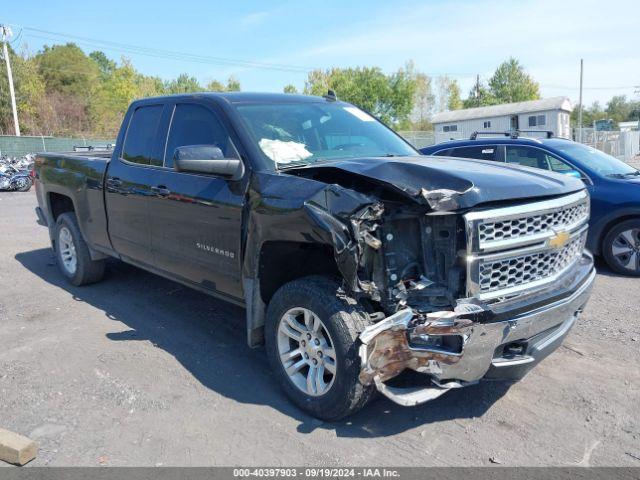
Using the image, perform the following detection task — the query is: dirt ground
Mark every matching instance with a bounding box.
[0,190,638,467]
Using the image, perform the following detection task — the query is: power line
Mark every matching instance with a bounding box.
[11,24,312,73]
[6,21,638,94]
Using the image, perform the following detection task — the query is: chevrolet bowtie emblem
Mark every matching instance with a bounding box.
[548,230,570,249]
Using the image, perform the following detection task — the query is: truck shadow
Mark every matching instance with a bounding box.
[16,248,511,438]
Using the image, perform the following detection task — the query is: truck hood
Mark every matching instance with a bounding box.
[289,155,585,210]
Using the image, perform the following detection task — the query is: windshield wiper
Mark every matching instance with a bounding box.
[607,171,640,178]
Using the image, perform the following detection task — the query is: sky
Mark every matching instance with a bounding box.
[2,0,639,107]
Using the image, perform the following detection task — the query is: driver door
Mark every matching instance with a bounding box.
[147,102,246,300]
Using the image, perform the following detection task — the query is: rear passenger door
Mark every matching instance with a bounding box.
[105,104,165,266]
[504,146,578,175]
[449,145,499,162]
[504,146,550,169]
[146,102,246,300]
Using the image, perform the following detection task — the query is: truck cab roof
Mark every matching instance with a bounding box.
[130,92,335,108]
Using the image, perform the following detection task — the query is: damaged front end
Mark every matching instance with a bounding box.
[290,164,595,407]
[358,308,478,406]
[353,188,596,406]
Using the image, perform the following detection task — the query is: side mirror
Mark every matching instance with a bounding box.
[173,145,244,179]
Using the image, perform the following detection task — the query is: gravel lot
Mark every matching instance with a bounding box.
[1,190,639,467]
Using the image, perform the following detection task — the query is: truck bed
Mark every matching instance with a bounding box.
[35,151,111,255]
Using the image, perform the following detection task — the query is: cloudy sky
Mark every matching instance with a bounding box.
[3,0,639,106]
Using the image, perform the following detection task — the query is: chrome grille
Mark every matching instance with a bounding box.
[479,232,586,294]
[465,190,590,301]
[478,201,589,249]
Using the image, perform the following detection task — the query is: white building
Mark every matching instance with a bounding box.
[431,97,573,144]
[618,120,639,132]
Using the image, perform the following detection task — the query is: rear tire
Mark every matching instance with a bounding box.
[54,213,106,286]
[602,219,640,276]
[265,276,374,421]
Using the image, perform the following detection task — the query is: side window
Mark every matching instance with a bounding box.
[450,145,497,161]
[122,105,164,166]
[537,114,546,126]
[528,115,537,127]
[483,121,491,129]
[545,154,574,173]
[505,146,548,169]
[164,104,237,168]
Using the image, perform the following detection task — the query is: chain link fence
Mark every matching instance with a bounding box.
[398,131,435,149]
[575,128,640,162]
[0,135,116,157]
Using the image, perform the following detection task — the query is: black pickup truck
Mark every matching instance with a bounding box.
[35,93,595,419]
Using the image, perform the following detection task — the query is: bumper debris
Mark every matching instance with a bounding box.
[359,308,473,385]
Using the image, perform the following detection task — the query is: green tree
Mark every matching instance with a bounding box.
[205,76,241,92]
[571,101,605,127]
[283,84,298,94]
[35,43,99,97]
[487,57,540,104]
[165,74,202,94]
[436,76,462,112]
[206,79,226,91]
[304,64,416,126]
[410,72,434,129]
[226,75,241,92]
[605,95,639,123]
[463,79,497,108]
[89,51,116,78]
[90,57,138,136]
[447,80,462,110]
[135,74,165,98]
[12,54,47,134]
[388,62,417,127]
[0,45,50,135]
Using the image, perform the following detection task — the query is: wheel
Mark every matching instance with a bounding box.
[602,219,640,276]
[54,213,106,286]
[265,276,374,421]
[13,176,32,192]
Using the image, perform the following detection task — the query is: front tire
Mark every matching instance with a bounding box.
[54,213,106,286]
[602,219,640,276]
[265,276,374,421]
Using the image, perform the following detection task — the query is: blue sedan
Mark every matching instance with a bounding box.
[421,135,640,276]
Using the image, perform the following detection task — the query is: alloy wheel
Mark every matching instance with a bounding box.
[611,228,640,272]
[276,307,337,397]
[58,226,77,275]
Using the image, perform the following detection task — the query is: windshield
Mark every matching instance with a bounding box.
[234,102,418,170]
[551,141,638,177]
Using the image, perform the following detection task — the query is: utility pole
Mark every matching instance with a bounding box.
[577,58,583,143]
[1,25,20,136]
[475,74,480,107]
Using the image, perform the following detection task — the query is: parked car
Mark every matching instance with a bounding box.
[34,94,594,419]
[421,133,640,276]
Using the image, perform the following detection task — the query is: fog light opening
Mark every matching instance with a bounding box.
[502,341,528,358]
[408,332,463,354]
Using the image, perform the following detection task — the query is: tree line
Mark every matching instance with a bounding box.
[0,43,242,137]
[1,42,637,137]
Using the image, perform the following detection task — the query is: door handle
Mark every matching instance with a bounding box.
[106,177,123,188]
[151,185,171,196]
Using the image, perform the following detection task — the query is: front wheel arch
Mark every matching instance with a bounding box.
[594,212,640,255]
[265,275,375,420]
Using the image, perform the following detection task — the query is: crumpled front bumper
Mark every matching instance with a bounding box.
[358,254,595,406]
